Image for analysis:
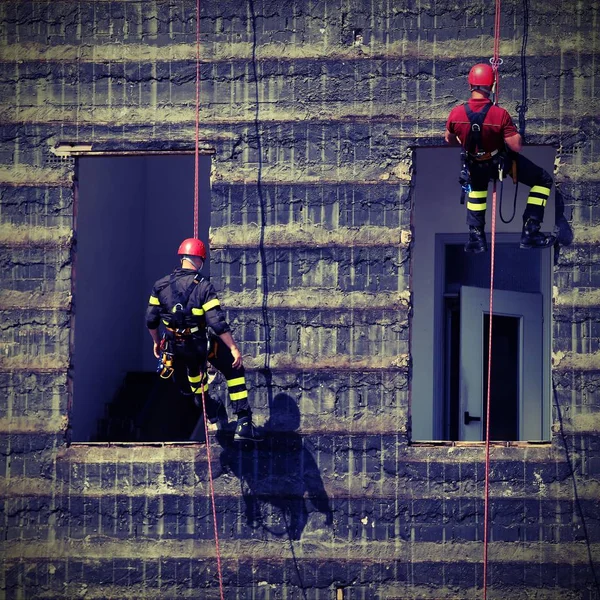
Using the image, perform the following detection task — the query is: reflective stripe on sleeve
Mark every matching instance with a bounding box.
[202,298,221,312]
[191,307,205,316]
[149,296,160,305]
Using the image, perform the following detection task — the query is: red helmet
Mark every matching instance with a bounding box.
[468,63,495,88]
[177,238,206,259]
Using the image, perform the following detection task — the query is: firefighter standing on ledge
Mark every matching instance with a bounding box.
[445,63,555,253]
[146,238,261,442]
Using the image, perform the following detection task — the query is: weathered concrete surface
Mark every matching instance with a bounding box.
[1,0,599,599]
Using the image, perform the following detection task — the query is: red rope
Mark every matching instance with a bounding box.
[482,181,498,600]
[493,0,501,64]
[201,385,225,600]
[483,3,502,598]
[193,0,201,238]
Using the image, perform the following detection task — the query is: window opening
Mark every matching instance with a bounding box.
[411,147,554,442]
[71,154,211,443]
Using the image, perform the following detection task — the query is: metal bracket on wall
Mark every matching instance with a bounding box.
[51,143,94,157]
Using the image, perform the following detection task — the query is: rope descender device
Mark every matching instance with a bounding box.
[488,56,503,104]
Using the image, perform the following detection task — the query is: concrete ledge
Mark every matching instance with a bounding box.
[2,537,598,564]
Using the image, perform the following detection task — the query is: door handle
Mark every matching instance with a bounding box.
[464,411,481,425]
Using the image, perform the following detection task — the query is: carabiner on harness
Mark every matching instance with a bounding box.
[157,337,175,379]
[459,151,471,204]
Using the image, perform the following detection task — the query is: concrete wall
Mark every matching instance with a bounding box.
[1,1,599,599]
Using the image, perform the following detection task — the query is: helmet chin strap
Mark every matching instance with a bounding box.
[181,255,204,271]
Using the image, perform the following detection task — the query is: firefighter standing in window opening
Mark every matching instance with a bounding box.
[146,238,262,442]
[445,63,555,253]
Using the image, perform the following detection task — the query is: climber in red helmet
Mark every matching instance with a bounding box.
[445,63,555,252]
[146,238,261,442]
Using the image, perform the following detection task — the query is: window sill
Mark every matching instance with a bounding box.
[410,440,551,448]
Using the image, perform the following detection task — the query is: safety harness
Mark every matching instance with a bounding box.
[162,273,202,335]
[464,101,493,157]
[459,102,506,205]
[459,102,520,221]
[156,273,202,379]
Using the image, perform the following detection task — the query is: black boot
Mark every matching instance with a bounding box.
[464,226,488,253]
[234,414,263,442]
[520,218,556,249]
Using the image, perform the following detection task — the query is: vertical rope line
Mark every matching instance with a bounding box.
[517,0,529,137]
[483,182,498,600]
[493,0,501,62]
[193,0,201,238]
[491,0,502,102]
[249,0,274,415]
[483,3,502,597]
[200,386,225,600]
[552,376,600,597]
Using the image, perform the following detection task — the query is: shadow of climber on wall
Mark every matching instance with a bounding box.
[218,393,333,540]
[553,186,575,265]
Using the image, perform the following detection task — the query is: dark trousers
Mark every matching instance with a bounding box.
[466,153,553,228]
[171,334,250,417]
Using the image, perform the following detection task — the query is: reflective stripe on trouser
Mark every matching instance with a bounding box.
[464,154,554,227]
[516,154,553,223]
[227,375,248,406]
[188,372,209,395]
[466,190,487,212]
[466,189,488,227]
[206,335,251,415]
[526,185,551,208]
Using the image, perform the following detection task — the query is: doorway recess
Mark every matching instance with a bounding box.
[71,154,211,443]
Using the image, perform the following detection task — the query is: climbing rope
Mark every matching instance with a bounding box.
[194,1,225,597]
[483,1,503,598]
[482,180,497,600]
[201,387,225,600]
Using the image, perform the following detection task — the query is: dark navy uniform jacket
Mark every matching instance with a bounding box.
[146,268,230,336]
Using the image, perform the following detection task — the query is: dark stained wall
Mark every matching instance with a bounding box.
[0,1,598,599]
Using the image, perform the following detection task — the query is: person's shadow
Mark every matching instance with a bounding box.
[553,187,574,265]
[217,393,333,540]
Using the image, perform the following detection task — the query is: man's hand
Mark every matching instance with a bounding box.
[504,132,522,153]
[218,331,244,368]
[231,345,243,369]
[148,328,161,358]
[445,129,461,146]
